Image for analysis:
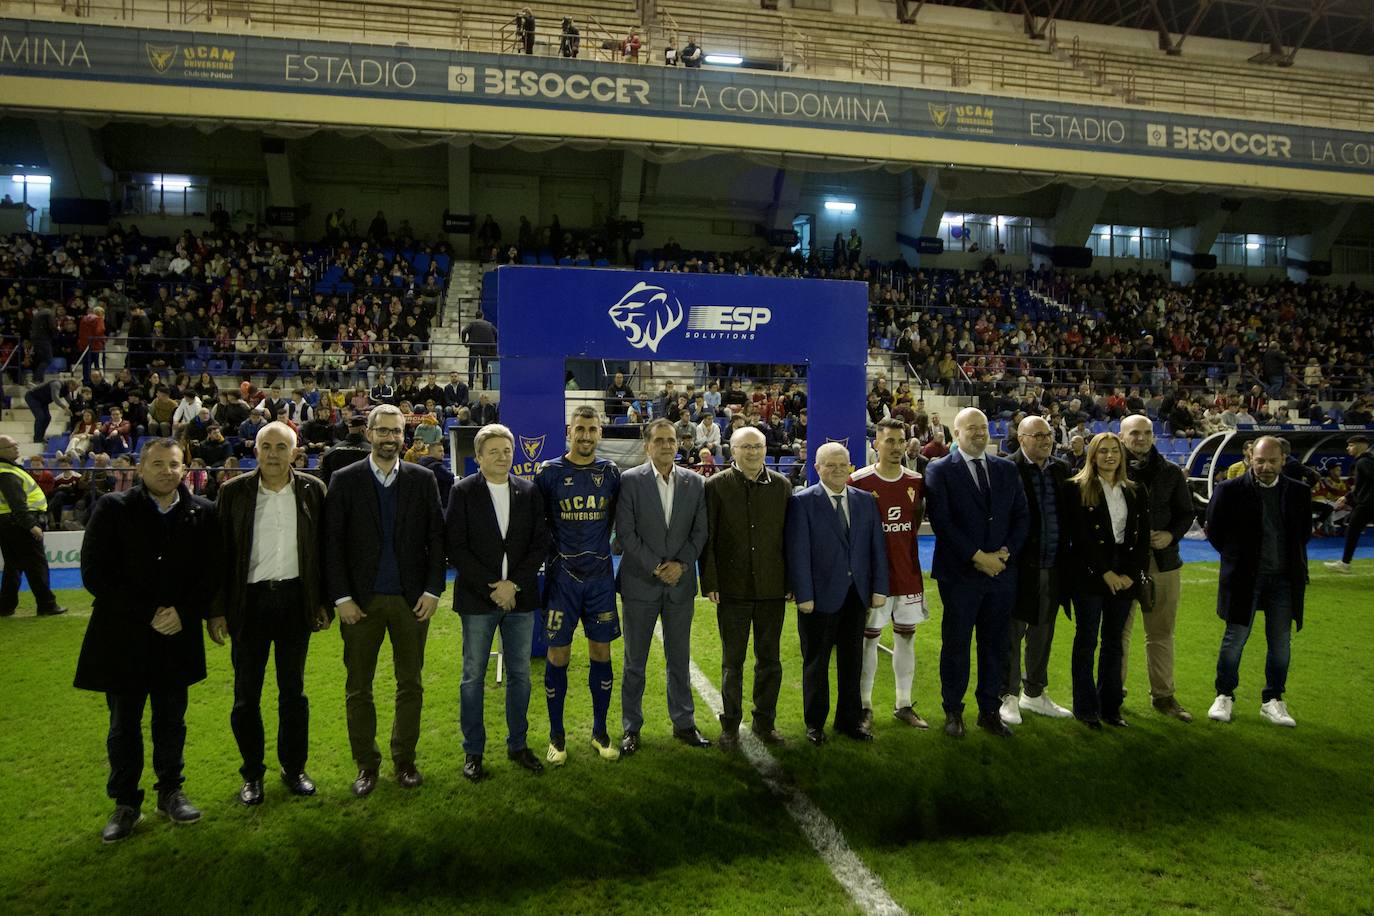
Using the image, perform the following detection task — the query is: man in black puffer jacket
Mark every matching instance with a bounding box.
[1120,415,1196,723]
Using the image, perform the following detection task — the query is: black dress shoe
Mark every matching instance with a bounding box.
[156,790,202,823]
[397,764,423,789]
[37,606,68,617]
[507,747,544,774]
[0,607,14,617]
[718,730,740,752]
[838,725,875,742]
[673,727,711,748]
[976,712,1013,738]
[463,754,487,782]
[620,731,641,756]
[238,779,265,806]
[1077,716,1103,731]
[101,805,143,843]
[281,770,316,796]
[806,727,827,746]
[1104,715,1130,728]
[751,727,786,746]
[944,712,966,738]
[352,768,378,798]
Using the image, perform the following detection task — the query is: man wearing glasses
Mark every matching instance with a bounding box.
[324,404,446,797]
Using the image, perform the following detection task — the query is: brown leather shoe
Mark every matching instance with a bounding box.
[750,726,786,746]
[351,768,378,798]
[397,764,423,789]
[718,730,740,752]
[893,706,929,729]
[1153,696,1194,723]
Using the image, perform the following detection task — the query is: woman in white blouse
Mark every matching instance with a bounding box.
[1063,431,1151,730]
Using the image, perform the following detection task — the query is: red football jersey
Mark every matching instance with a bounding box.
[849,465,924,596]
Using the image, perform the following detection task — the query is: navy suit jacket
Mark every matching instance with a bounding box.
[785,484,889,614]
[924,450,1029,586]
[445,471,550,615]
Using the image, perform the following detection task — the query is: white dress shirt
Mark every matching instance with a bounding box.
[654,465,675,528]
[821,483,850,528]
[1102,481,1128,545]
[486,478,511,579]
[964,452,991,493]
[248,479,300,582]
[368,454,398,487]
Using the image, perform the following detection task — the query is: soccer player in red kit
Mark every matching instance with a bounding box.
[849,417,929,729]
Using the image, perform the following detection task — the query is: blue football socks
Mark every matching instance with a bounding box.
[589,658,614,736]
[545,661,568,740]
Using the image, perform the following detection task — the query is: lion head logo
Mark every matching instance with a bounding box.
[608,282,684,353]
[519,434,546,463]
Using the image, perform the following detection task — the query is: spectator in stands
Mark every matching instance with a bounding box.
[605,371,634,419]
[1312,461,1350,537]
[24,376,76,445]
[195,424,232,467]
[239,409,269,456]
[1261,341,1289,398]
[847,229,863,267]
[77,305,106,381]
[97,407,133,458]
[68,409,101,459]
[319,415,370,486]
[367,211,389,242]
[172,391,202,439]
[1064,434,1087,472]
[921,427,949,462]
[560,17,580,57]
[695,412,723,459]
[472,393,499,427]
[622,29,641,61]
[516,7,535,54]
[26,455,55,500]
[681,36,703,68]
[147,387,177,438]
[462,310,497,391]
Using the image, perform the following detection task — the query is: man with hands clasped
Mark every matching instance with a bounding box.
[75,439,222,843]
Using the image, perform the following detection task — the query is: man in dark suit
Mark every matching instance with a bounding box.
[785,441,889,745]
[74,439,222,843]
[324,405,446,797]
[319,415,370,485]
[614,419,710,755]
[1205,436,1311,728]
[924,408,1029,738]
[1001,416,1074,725]
[214,421,331,807]
[446,424,550,782]
[442,370,470,417]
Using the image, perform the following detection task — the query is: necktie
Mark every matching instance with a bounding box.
[833,494,849,541]
[973,457,990,498]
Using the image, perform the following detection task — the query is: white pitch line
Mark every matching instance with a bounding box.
[658,626,906,916]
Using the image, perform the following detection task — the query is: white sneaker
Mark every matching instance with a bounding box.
[546,739,567,767]
[999,694,1022,726]
[1019,691,1073,718]
[1260,699,1297,728]
[1324,560,1353,574]
[1207,694,1234,723]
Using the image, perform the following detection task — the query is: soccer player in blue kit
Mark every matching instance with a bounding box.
[534,405,623,764]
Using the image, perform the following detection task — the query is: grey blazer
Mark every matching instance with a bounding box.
[614,461,709,605]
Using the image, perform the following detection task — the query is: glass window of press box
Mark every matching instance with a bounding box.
[938,214,1033,255]
[1211,233,1285,268]
[1087,225,1170,261]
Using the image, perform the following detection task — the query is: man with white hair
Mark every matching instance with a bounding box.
[214,421,332,807]
[700,426,791,749]
[924,408,1029,738]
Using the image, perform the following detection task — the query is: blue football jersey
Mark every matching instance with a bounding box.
[534,455,621,580]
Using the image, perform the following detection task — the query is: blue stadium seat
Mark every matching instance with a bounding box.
[593,258,610,267]
[44,357,68,374]
[433,254,451,274]
[521,254,538,265]
[46,435,69,455]
[538,253,556,266]
[558,257,574,266]
[208,359,228,374]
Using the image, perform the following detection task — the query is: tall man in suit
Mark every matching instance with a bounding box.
[785,441,889,745]
[924,407,1029,738]
[446,424,550,782]
[325,404,446,797]
[215,421,331,808]
[1205,436,1311,728]
[615,419,711,755]
[1001,415,1074,724]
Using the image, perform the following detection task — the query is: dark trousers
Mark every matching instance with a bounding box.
[23,389,51,443]
[1070,591,1131,721]
[467,350,492,390]
[938,578,1014,716]
[621,596,696,733]
[716,598,784,733]
[797,587,866,731]
[341,594,429,769]
[1006,568,1058,698]
[0,524,57,614]
[1343,505,1372,564]
[230,581,311,781]
[105,687,188,809]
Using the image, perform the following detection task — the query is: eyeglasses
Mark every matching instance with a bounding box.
[369,427,406,438]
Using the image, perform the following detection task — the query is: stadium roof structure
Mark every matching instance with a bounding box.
[924,0,1374,59]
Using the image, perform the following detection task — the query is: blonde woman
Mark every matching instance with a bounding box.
[1063,431,1151,730]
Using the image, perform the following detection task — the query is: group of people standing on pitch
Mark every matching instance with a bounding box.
[69,403,1318,845]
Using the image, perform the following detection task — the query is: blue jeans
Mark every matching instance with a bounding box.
[460,611,534,756]
[1070,591,1131,721]
[1215,573,1293,703]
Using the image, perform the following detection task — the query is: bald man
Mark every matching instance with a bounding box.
[924,408,1029,738]
[1205,437,1311,728]
[1120,414,1194,722]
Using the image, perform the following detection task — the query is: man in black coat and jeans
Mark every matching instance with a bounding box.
[1326,434,1373,573]
[74,439,223,843]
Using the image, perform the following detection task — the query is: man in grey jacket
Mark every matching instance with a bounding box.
[614,419,710,754]
[1120,415,1194,722]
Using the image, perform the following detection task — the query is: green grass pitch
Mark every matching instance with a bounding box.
[1,562,1371,914]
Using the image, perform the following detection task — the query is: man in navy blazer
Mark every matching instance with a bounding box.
[924,408,1029,739]
[446,423,551,782]
[614,419,710,755]
[786,441,889,745]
